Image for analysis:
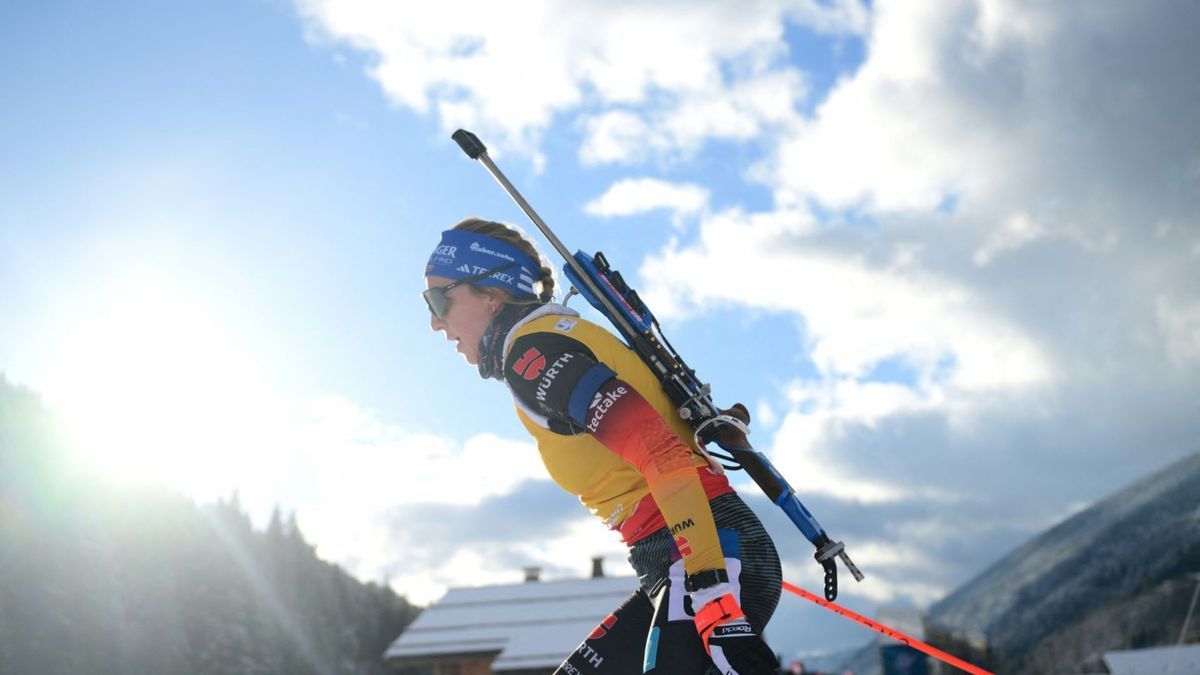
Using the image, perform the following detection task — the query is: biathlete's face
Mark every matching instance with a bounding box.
[425,275,497,365]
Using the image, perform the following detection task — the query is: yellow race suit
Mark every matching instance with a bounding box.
[499,305,733,577]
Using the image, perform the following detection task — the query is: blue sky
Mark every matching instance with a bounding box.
[3,0,1199,660]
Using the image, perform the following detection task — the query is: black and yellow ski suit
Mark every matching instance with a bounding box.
[486,304,782,674]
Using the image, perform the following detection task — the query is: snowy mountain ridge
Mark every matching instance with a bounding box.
[927,451,1200,672]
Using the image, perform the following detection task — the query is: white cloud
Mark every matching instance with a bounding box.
[578,67,811,165]
[770,392,928,504]
[584,178,710,225]
[638,0,1198,396]
[639,207,1051,390]
[631,0,1199,609]
[972,211,1046,266]
[754,398,779,429]
[1156,296,1200,367]
[296,0,863,164]
[369,510,628,606]
[94,386,575,606]
[579,110,655,165]
[292,396,545,507]
[754,2,1051,213]
[788,0,871,36]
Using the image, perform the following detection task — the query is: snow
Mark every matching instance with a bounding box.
[384,575,637,670]
[1104,644,1200,675]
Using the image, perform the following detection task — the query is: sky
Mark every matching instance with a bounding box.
[2,0,1199,660]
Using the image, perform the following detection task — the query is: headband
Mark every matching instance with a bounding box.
[425,229,540,300]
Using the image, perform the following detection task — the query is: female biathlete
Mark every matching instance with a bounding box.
[423,218,782,674]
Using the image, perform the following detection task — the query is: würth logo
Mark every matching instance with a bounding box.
[675,535,693,557]
[513,347,547,381]
[588,614,618,640]
[668,519,694,536]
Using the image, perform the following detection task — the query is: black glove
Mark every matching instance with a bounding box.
[693,587,779,674]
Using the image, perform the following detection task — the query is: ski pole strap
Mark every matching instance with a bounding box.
[781,581,993,675]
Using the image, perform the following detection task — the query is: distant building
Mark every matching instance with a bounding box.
[384,560,635,675]
[1103,644,1200,675]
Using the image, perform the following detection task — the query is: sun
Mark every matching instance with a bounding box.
[43,285,283,500]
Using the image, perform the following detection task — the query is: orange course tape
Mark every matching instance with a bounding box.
[781,581,993,675]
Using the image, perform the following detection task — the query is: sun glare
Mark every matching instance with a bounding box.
[44,286,284,502]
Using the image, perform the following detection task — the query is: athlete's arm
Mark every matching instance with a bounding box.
[504,332,726,575]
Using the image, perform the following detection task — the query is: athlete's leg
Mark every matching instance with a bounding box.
[554,588,654,675]
[629,495,781,634]
[633,495,784,674]
[711,496,782,634]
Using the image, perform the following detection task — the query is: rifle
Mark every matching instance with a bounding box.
[452,129,863,601]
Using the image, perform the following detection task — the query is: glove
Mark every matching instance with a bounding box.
[692,584,779,675]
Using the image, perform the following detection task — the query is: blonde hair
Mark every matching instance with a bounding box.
[451,217,557,303]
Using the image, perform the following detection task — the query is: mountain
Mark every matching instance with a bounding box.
[926,451,1200,674]
[0,375,420,675]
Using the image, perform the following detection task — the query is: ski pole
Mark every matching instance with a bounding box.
[782,581,993,675]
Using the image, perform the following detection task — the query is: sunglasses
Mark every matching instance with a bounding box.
[422,262,515,320]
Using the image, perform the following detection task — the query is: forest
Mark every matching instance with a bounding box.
[0,376,420,675]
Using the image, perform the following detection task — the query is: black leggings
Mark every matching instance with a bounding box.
[553,494,782,675]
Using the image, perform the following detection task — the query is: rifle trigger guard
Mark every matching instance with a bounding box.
[692,414,750,447]
[692,414,751,473]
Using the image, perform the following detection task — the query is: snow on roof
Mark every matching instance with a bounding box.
[1103,644,1200,675]
[384,575,639,671]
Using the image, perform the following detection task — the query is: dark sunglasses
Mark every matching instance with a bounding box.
[422,262,516,320]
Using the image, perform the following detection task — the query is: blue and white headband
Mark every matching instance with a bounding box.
[425,229,540,300]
